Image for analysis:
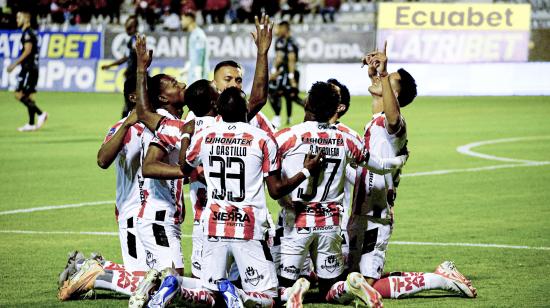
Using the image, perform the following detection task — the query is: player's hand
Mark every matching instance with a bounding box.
[304,151,325,174]
[371,41,388,77]
[6,63,16,73]
[124,109,139,126]
[135,34,153,70]
[251,13,273,55]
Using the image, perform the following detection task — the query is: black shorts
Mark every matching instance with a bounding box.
[16,66,38,95]
[269,70,300,94]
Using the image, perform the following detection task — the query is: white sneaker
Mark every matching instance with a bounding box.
[36,112,48,129]
[345,272,383,308]
[434,261,477,298]
[129,269,161,308]
[286,277,310,308]
[18,124,36,132]
[271,116,281,129]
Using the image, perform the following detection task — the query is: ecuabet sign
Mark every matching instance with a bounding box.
[377,3,531,63]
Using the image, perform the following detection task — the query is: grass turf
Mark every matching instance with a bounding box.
[0,91,549,307]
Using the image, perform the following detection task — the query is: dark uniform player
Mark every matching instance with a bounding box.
[101,15,138,118]
[7,11,47,132]
[268,21,303,128]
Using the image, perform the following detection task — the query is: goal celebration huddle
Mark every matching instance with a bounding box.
[56,15,476,308]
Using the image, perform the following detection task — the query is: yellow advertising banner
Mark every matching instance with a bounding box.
[378,3,531,31]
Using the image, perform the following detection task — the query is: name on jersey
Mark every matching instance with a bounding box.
[208,145,247,157]
[308,145,340,157]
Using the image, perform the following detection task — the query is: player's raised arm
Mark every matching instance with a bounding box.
[372,41,401,134]
[266,151,323,200]
[135,34,163,132]
[177,120,195,165]
[248,14,273,118]
[97,110,138,169]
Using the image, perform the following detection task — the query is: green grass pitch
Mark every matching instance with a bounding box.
[0,91,549,307]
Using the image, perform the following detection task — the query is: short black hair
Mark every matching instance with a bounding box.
[306,81,340,122]
[214,60,242,74]
[123,74,152,104]
[127,15,138,23]
[327,78,350,118]
[185,79,218,117]
[278,21,290,28]
[216,87,248,122]
[149,74,170,110]
[396,68,417,108]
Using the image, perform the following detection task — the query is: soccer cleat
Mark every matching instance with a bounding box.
[345,272,383,308]
[17,123,36,132]
[129,268,161,308]
[217,279,244,308]
[36,112,48,129]
[58,250,85,287]
[147,275,180,308]
[89,252,105,265]
[58,258,105,300]
[286,277,310,308]
[434,261,477,298]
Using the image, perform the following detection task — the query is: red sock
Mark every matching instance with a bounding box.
[372,278,392,298]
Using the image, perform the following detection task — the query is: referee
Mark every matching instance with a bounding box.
[268,21,303,128]
[7,11,47,132]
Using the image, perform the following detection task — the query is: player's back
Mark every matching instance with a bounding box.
[186,121,279,240]
[275,121,364,228]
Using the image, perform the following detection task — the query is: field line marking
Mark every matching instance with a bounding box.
[0,230,546,250]
[0,200,115,216]
[404,135,550,177]
[456,136,550,164]
[392,241,550,251]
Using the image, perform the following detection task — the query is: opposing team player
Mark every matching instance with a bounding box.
[275,81,408,307]
[341,44,476,301]
[7,11,48,132]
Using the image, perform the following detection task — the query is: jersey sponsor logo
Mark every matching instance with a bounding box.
[301,136,344,146]
[312,225,336,232]
[320,255,340,273]
[281,265,300,275]
[205,136,253,146]
[243,266,264,286]
[212,209,251,224]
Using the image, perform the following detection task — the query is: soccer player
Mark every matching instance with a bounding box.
[268,21,303,128]
[58,77,163,302]
[97,75,150,273]
[101,15,139,118]
[339,44,477,301]
[7,11,47,132]
[181,11,210,83]
[275,81,407,307]
[182,87,323,307]
[141,14,274,282]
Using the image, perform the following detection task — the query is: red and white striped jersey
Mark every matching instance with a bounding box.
[103,117,145,222]
[275,121,366,228]
[335,121,361,230]
[138,110,186,224]
[186,121,280,240]
[188,116,217,238]
[248,111,276,136]
[353,112,407,216]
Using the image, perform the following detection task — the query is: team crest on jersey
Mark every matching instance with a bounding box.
[321,255,340,273]
[243,266,264,286]
[145,250,157,269]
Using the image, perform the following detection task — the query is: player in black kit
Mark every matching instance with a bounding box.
[7,11,47,132]
[268,21,303,128]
